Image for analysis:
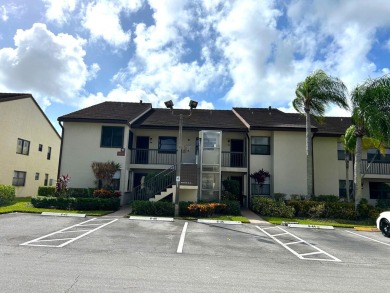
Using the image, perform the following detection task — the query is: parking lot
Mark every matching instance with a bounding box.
[1,212,390,292]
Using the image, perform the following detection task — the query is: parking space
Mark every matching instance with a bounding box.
[2,212,390,266]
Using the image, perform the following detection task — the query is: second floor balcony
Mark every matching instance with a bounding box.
[129,148,247,168]
[361,159,390,175]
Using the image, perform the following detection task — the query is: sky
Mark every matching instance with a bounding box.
[1,0,390,133]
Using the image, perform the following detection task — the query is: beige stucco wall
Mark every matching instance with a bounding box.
[0,98,60,197]
[273,131,307,195]
[313,137,340,196]
[60,122,130,194]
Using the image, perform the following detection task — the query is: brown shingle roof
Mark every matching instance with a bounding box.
[0,93,32,102]
[58,101,152,124]
[132,108,248,131]
[233,107,351,136]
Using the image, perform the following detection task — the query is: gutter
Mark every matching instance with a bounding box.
[57,121,64,180]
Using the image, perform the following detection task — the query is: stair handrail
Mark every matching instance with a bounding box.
[131,165,176,201]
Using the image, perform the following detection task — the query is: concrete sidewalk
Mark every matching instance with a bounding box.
[240,208,272,225]
[105,205,132,217]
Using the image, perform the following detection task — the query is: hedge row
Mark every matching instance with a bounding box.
[179,200,241,217]
[0,184,15,206]
[38,187,98,198]
[132,201,174,216]
[31,196,120,211]
[251,197,382,221]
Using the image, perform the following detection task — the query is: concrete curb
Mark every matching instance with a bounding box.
[129,216,174,222]
[197,219,242,225]
[41,212,86,218]
[353,227,380,232]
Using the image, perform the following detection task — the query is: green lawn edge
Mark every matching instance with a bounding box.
[0,197,114,217]
[262,216,377,228]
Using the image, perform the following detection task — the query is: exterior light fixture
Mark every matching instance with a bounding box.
[164,100,174,110]
[189,100,198,109]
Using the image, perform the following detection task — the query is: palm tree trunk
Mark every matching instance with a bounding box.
[345,152,350,202]
[305,108,313,198]
[354,136,363,207]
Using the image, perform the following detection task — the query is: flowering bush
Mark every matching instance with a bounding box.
[55,174,70,197]
[93,189,121,198]
[187,203,227,217]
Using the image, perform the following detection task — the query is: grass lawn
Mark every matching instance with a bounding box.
[0,197,113,217]
[263,216,377,228]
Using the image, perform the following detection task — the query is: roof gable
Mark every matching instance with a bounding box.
[58,101,152,124]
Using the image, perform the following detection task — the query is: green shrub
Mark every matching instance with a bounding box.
[179,201,193,216]
[0,184,15,206]
[251,197,295,218]
[323,202,357,220]
[93,189,121,198]
[131,200,174,216]
[287,200,320,217]
[38,186,56,197]
[220,200,241,215]
[221,190,238,201]
[376,199,390,209]
[289,194,305,200]
[273,193,286,202]
[31,196,120,211]
[67,188,92,198]
[222,179,240,198]
[357,199,377,219]
[312,195,339,202]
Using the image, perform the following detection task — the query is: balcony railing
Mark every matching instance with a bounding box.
[221,151,247,168]
[130,149,177,165]
[361,159,390,175]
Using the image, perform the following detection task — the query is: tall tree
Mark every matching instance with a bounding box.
[293,70,349,197]
[351,75,390,205]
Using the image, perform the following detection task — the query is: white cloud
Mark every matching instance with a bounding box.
[0,23,89,107]
[43,0,77,24]
[82,0,142,48]
[1,5,8,21]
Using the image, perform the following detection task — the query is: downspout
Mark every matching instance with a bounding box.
[246,132,250,209]
[57,121,64,180]
[311,131,316,197]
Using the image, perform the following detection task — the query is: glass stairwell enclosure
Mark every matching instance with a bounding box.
[199,130,222,201]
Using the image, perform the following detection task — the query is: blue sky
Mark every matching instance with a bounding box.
[1,0,390,133]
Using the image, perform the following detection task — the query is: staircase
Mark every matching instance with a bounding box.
[130,165,176,202]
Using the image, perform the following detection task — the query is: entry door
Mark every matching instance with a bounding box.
[230,176,244,206]
[230,139,244,167]
[136,136,149,164]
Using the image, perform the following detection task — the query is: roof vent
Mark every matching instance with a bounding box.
[140,100,143,104]
[269,106,271,111]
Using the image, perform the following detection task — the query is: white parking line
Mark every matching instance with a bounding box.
[177,222,188,254]
[20,218,118,248]
[346,230,390,247]
[256,226,341,262]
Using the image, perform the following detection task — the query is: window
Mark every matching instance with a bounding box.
[35,173,40,180]
[12,171,26,186]
[251,137,270,155]
[47,146,51,160]
[38,144,43,152]
[128,131,133,149]
[158,136,177,153]
[369,182,390,199]
[16,138,30,155]
[101,126,124,148]
[339,180,353,199]
[337,142,350,160]
[367,148,390,162]
[44,174,49,186]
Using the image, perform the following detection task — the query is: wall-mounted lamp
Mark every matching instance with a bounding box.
[189,100,198,109]
[164,100,174,110]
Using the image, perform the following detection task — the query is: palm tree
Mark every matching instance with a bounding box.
[342,125,385,202]
[351,75,390,206]
[293,70,349,197]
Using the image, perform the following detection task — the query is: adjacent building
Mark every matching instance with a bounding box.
[58,102,390,206]
[0,93,61,197]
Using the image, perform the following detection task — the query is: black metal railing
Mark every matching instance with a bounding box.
[221,151,247,167]
[130,148,177,165]
[130,166,176,201]
[362,159,390,175]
